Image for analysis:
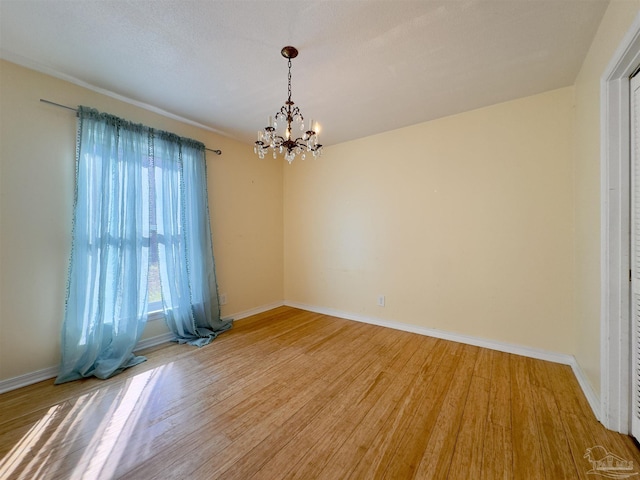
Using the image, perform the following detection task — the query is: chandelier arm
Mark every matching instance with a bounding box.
[294,138,310,149]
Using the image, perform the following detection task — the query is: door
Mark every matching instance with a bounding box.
[630,70,640,442]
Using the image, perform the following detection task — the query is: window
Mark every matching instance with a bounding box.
[56,107,231,384]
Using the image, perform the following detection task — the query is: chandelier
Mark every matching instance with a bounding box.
[254,46,322,164]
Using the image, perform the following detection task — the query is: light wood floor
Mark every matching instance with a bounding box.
[1,306,639,479]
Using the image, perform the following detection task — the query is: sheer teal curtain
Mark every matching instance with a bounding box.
[155,133,232,346]
[56,107,231,384]
[56,107,150,383]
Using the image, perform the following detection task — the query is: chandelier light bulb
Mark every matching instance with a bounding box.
[255,46,323,163]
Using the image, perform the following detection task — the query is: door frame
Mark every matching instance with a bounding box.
[601,12,640,434]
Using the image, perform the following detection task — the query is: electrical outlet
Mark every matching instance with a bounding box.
[377,295,385,307]
[219,293,227,306]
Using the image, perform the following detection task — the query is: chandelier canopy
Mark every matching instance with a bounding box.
[254,46,322,164]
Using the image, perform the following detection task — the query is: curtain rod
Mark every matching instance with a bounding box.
[40,99,222,155]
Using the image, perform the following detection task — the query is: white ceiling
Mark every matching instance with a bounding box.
[0,0,609,148]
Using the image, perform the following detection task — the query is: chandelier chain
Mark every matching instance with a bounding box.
[287,58,292,103]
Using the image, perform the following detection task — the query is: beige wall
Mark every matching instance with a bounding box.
[4,1,640,394]
[574,1,640,397]
[0,60,284,381]
[284,87,576,354]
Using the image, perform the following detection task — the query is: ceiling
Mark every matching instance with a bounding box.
[0,0,609,148]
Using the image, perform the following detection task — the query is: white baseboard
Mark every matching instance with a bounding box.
[0,300,286,395]
[223,300,285,322]
[285,300,602,420]
[0,366,60,394]
[568,357,601,420]
[134,332,175,351]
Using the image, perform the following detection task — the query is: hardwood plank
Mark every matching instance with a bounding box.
[245,328,407,480]
[560,412,604,480]
[118,319,380,478]
[0,341,190,430]
[481,423,513,480]
[543,362,592,418]
[510,354,545,479]
[473,347,495,380]
[532,385,580,479]
[123,365,332,479]
[412,344,479,479]
[1,307,638,480]
[314,335,432,480]
[526,356,551,388]
[255,334,410,480]
[446,375,491,479]
[561,409,640,478]
[284,333,421,480]
[487,351,511,429]
[347,339,461,479]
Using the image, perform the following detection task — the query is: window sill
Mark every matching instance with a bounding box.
[148,309,165,322]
